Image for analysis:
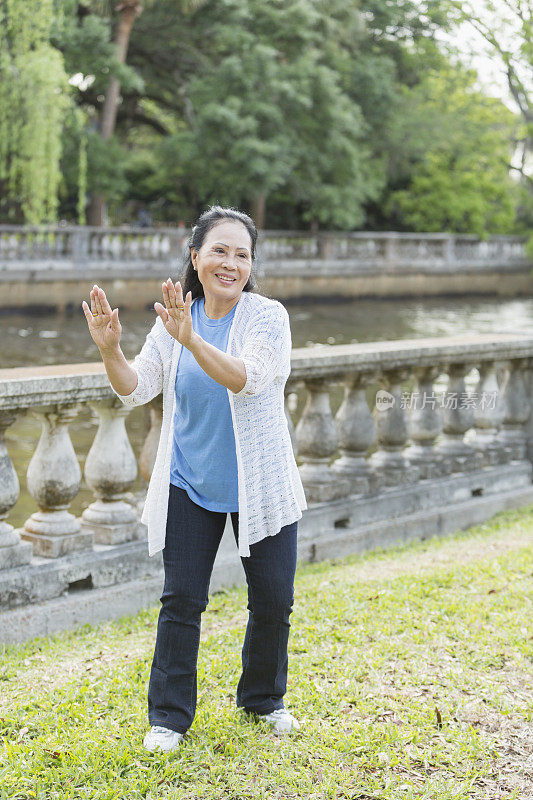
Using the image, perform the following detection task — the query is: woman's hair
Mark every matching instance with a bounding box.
[178,205,258,298]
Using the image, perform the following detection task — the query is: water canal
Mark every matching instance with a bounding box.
[1,294,531,369]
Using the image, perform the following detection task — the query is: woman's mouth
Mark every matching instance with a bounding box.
[215,274,236,285]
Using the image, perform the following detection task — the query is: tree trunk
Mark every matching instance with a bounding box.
[88,1,142,227]
[87,195,106,227]
[250,194,267,229]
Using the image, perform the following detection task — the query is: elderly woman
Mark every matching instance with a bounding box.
[82,205,307,752]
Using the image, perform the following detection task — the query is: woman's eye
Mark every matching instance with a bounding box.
[239,253,248,259]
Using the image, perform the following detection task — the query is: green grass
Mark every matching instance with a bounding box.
[1,505,532,800]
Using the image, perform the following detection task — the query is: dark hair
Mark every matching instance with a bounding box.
[178,205,259,298]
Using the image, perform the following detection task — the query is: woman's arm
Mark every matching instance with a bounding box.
[188,336,246,394]
[83,284,163,405]
[154,278,290,397]
[98,344,138,397]
[82,285,138,395]
[187,303,290,397]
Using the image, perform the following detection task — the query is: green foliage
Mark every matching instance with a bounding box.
[124,0,396,227]
[85,132,129,199]
[0,0,70,223]
[0,0,524,231]
[77,127,88,225]
[385,65,519,235]
[51,0,144,97]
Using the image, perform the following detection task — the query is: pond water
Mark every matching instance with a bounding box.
[1,294,531,369]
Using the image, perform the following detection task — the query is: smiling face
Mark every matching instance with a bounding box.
[191,220,253,317]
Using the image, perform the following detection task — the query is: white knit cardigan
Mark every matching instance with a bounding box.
[112,290,308,557]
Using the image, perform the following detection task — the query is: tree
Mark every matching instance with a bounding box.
[126,0,389,228]
[86,0,143,225]
[384,64,519,234]
[0,0,70,223]
[47,0,522,233]
[447,0,531,190]
[446,0,532,244]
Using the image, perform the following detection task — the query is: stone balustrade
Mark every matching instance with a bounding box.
[2,332,533,642]
[260,231,529,272]
[0,225,528,274]
[0,225,185,270]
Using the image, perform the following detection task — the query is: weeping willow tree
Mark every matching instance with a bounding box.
[0,0,69,223]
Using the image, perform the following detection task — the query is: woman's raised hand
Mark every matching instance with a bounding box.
[154,279,196,349]
[82,285,122,354]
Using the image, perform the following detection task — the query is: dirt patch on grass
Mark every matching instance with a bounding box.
[395,682,533,798]
[327,529,532,586]
[0,607,248,711]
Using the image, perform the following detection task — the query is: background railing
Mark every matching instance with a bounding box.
[0,226,529,274]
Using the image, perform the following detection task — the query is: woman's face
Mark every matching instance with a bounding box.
[191,220,252,303]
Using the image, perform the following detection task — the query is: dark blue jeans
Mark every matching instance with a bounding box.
[147,483,298,734]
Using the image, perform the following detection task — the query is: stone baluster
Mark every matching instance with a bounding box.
[20,404,92,557]
[295,378,351,502]
[0,412,33,568]
[384,234,398,269]
[71,227,90,263]
[81,398,139,544]
[470,360,506,466]
[497,359,531,462]
[369,368,419,487]
[317,233,333,260]
[521,357,533,466]
[404,365,447,479]
[331,371,377,493]
[436,363,484,472]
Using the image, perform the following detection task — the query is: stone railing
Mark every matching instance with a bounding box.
[2,333,533,640]
[288,333,533,491]
[259,231,530,272]
[0,225,528,274]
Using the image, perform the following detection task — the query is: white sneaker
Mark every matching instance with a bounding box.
[259,708,301,736]
[143,725,185,752]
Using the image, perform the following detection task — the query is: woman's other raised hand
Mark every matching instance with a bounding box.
[82,285,122,354]
[154,279,196,349]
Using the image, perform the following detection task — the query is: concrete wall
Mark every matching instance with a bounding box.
[1,268,532,312]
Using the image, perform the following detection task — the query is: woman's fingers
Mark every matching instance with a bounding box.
[166,278,178,308]
[82,300,92,324]
[94,288,105,317]
[154,301,169,322]
[162,281,171,311]
[90,285,103,316]
[163,277,179,310]
[110,308,120,329]
[99,288,113,316]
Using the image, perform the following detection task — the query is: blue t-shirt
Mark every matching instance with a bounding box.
[169,296,239,511]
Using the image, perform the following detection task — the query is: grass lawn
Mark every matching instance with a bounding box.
[0,506,532,800]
